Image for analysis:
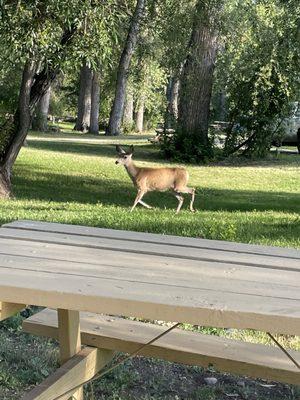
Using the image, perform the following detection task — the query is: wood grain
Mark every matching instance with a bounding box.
[0,221,299,334]
[1,227,299,271]
[1,239,299,288]
[57,309,82,399]
[0,301,25,321]
[1,264,300,334]
[4,220,299,258]
[23,309,300,385]
[21,346,114,400]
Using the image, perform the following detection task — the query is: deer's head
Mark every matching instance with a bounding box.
[115,145,134,166]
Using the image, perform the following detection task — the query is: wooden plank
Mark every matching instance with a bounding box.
[1,266,300,335]
[57,309,82,400]
[1,228,300,272]
[0,301,25,321]
[1,238,300,289]
[21,346,114,400]
[4,220,299,258]
[2,226,299,270]
[0,252,299,300]
[58,310,81,365]
[23,309,300,385]
[0,221,299,334]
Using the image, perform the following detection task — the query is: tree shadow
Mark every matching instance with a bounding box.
[27,139,161,161]
[211,154,300,168]
[28,137,300,168]
[12,169,300,214]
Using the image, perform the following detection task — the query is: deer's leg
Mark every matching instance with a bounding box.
[139,199,152,209]
[173,191,184,214]
[175,187,196,212]
[131,190,146,212]
[188,188,196,212]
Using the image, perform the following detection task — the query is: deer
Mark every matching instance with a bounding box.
[115,145,195,213]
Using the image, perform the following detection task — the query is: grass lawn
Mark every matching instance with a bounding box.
[0,129,299,399]
[1,130,300,247]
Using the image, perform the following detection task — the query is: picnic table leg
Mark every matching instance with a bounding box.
[58,309,83,400]
[0,301,26,321]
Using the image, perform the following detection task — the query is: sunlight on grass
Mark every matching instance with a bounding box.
[1,133,299,248]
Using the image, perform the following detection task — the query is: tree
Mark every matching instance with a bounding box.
[0,0,122,197]
[75,63,93,132]
[32,86,51,132]
[164,72,181,130]
[89,70,101,135]
[154,0,194,131]
[175,0,223,161]
[123,90,134,129]
[218,0,300,158]
[135,96,145,132]
[107,0,146,136]
[0,23,77,198]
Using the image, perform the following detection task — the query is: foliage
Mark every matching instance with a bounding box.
[131,56,167,131]
[0,0,125,69]
[0,0,130,124]
[48,68,80,119]
[121,0,195,134]
[216,0,300,157]
[160,129,214,163]
[154,0,195,73]
[0,65,23,117]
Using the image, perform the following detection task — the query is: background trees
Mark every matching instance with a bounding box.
[0,0,299,197]
[161,0,299,161]
[107,0,146,136]
[175,0,223,162]
[218,0,300,158]
[0,0,121,197]
[75,63,93,132]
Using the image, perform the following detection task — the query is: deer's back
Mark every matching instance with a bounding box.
[136,167,188,191]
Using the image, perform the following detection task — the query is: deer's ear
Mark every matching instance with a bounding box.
[116,145,126,154]
[129,145,134,154]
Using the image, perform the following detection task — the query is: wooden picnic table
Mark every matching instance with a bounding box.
[0,220,299,398]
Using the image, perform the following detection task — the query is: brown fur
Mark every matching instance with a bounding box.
[115,146,195,213]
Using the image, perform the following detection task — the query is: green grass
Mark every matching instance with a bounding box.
[0,131,300,399]
[1,131,299,248]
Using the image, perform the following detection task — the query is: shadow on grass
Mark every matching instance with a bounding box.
[28,137,300,168]
[29,131,152,141]
[212,154,300,168]
[27,139,161,161]
[12,169,300,214]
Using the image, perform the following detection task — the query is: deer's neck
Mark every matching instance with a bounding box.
[125,162,140,183]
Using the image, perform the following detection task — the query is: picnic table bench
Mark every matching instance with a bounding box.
[0,220,299,399]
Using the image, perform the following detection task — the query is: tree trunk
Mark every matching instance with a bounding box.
[0,167,12,199]
[135,97,144,133]
[32,86,51,131]
[123,91,134,126]
[75,63,93,133]
[218,91,226,121]
[107,0,146,136]
[177,0,222,159]
[89,70,100,135]
[164,75,180,130]
[0,25,77,198]
[0,60,37,197]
